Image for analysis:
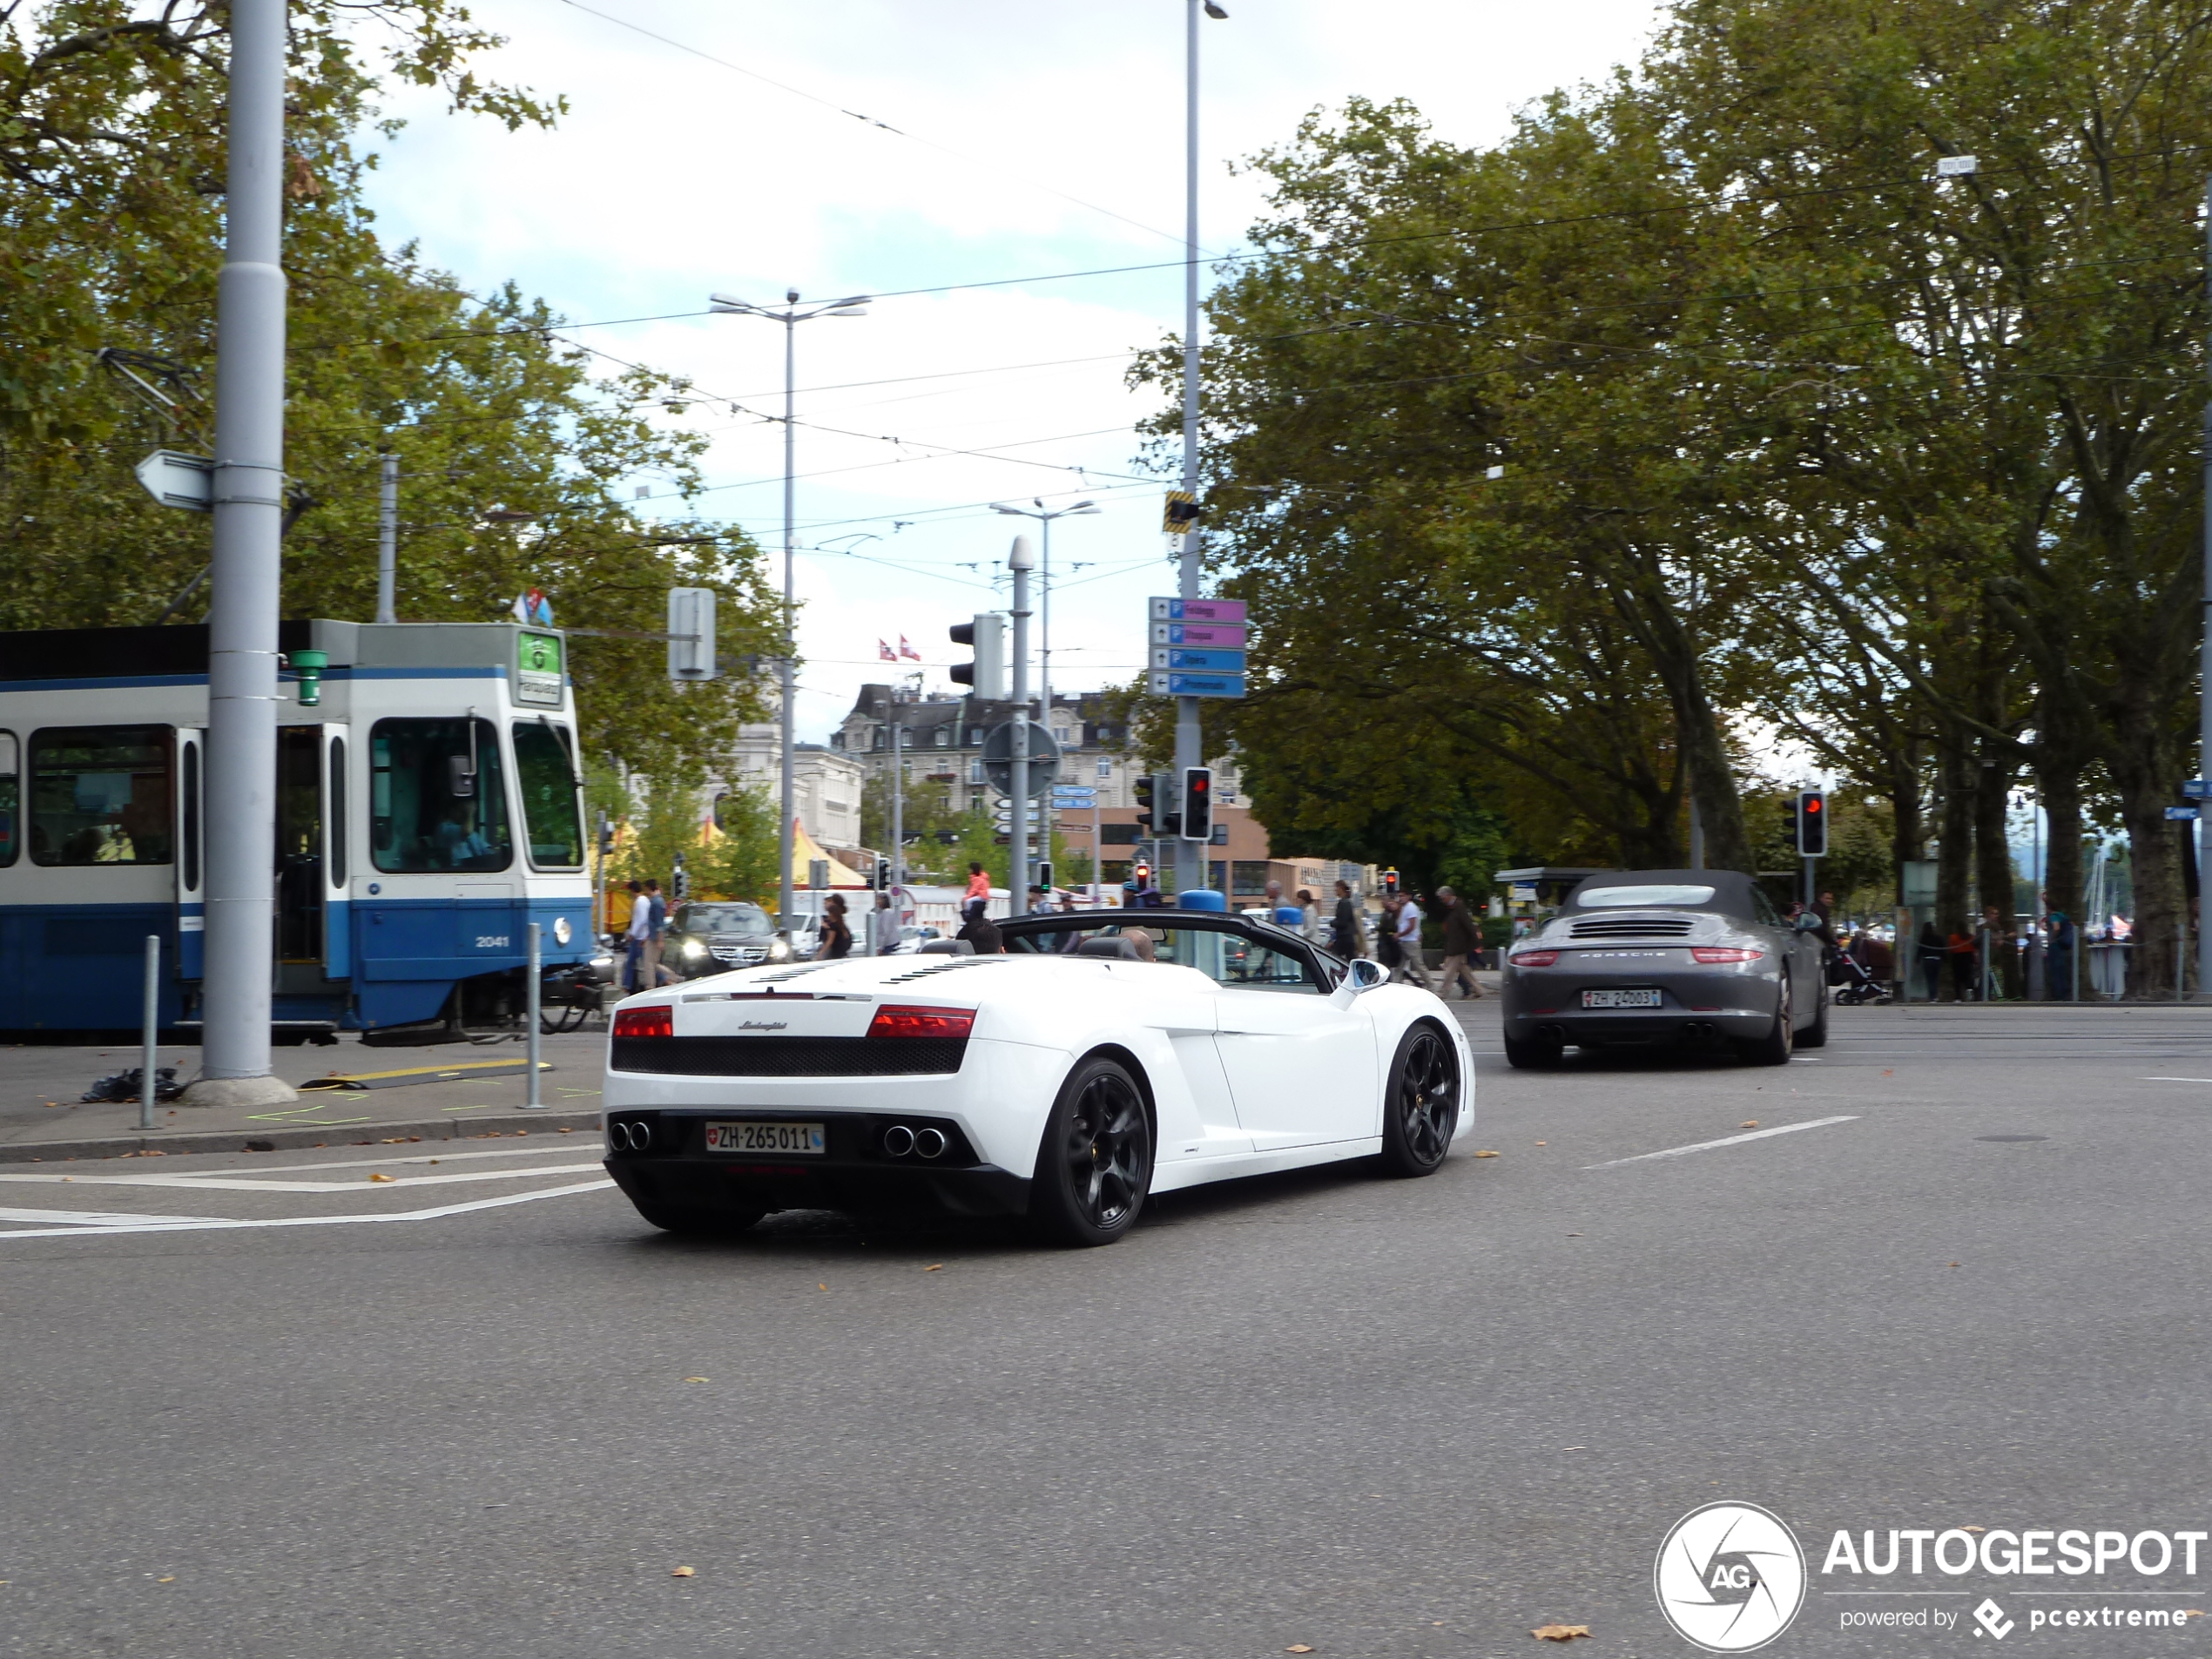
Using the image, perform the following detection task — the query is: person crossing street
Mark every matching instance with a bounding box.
[1434,886,1484,1000]
[1391,890,1433,989]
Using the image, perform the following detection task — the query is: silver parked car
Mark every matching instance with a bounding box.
[1500,869,1826,1069]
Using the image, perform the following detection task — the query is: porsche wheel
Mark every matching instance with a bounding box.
[1798,981,1830,1049]
[1379,1023,1459,1177]
[1029,1055,1153,1247]
[1735,981,1794,1066]
[1503,1028,1563,1069]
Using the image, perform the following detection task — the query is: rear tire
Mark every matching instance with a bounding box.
[1503,1029,1564,1069]
[631,1196,767,1237]
[1734,981,1794,1066]
[1028,1055,1153,1247]
[1798,981,1829,1049]
[1379,1023,1459,1177]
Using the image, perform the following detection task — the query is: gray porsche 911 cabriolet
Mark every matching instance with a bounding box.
[1498,869,1825,1069]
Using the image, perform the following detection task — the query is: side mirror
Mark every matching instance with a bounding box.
[1332,956,1386,1005]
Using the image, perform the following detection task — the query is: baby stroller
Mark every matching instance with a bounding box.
[1827,948,1892,1006]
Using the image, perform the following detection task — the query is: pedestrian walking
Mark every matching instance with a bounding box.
[622,880,648,992]
[2045,907,2076,1000]
[871,891,899,956]
[644,878,669,987]
[1434,885,1484,1000]
[815,893,852,960]
[1946,924,1978,1001]
[1329,880,1363,957]
[1296,888,1320,941]
[1916,921,1946,1001]
[1392,891,1434,988]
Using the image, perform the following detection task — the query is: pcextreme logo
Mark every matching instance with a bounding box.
[1655,1501,1809,1653]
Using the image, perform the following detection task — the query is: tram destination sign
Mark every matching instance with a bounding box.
[516,631,565,706]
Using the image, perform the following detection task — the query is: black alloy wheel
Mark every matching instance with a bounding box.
[1502,1028,1564,1069]
[1380,1023,1460,1177]
[1030,1056,1154,1246]
[1798,979,1830,1048]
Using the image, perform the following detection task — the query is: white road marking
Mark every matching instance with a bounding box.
[1584,1116,1859,1169]
[0,1161,604,1194]
[0,1206,235,1227]
[0,1178,616,1240]
[2141,1077,2212,1084]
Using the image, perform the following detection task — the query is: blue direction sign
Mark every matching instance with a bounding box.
[1147,670,1246,698]
[2186,779,2210,799]
[2168,806,2201,821]
[1150,646,1245,673]
[1052,788,1097,804]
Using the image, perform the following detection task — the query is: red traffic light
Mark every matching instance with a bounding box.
[1805,797,1822,813]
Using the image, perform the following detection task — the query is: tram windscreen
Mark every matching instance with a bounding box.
[512,720,583,867]
[368,718,512,873]
[29,725,172,865]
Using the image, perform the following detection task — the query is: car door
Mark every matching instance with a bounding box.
[1206,933,1377,1150]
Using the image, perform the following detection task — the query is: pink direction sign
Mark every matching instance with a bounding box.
[1147,596,1248,624]
[1150,622,1247,648]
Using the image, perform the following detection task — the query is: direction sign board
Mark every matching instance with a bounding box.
[1148,597,1247,624]
[981,720,1062,799]
[1150,622,1247,649]
[2187,779,2210,799]
[134,449,214,511]
[1151,646,1245,673]
[1051,787,1097,804]
[1147,670,1246,698]
[2168,806,2201,821]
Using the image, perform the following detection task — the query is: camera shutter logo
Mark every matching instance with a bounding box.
[1654,1501,1807,1652]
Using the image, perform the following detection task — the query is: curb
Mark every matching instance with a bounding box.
[0,1109,604,1163]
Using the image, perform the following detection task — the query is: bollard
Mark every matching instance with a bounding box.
[139,934,159,1132]
[523,921,544,1109]
[2181,924,2188,1004]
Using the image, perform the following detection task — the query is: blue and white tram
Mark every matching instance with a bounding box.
[0,619,595,1041]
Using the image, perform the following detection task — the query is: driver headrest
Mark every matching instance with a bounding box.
[1075,935,1142,959]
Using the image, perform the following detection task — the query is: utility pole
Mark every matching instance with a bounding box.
[1009,535,1035,908]
[889,704,905,928]
[374,450,399,624]
[185,0,294,1109]
[2200,174,2212,997]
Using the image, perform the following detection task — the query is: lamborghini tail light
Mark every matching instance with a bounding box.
[1509,949,1560,968]
[613,1005,674,1038]
[1690,947,1765,964]
[867,1004,976,1040]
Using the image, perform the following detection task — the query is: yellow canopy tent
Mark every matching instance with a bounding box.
[786,816,868,889]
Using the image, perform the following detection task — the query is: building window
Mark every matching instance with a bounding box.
[1100,824,1142,846]
[968,759,985,784]
[935,728,950,747]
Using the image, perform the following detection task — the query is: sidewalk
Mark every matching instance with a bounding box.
[0,1031,609,1162]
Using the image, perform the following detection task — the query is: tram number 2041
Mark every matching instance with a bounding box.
[474,934,511,949]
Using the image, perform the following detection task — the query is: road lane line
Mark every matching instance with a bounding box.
[0,1161,604,1193]
[1584,1116,1858,1169]
[0,1178,616,1240]
[0,1207,236,1227]
[2141,1077,2212,1083]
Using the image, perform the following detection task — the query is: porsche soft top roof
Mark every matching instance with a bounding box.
[1560,868,1764,920]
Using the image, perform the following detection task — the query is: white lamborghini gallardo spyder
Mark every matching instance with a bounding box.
[601,906,1473,1246]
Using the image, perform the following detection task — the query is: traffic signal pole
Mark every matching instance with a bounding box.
[185,0,294,1109]
[1175,0,1207,901]
[1009,536,1035,908]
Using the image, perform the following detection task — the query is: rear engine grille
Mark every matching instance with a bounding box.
[610,1035,968,1076]
[1568,918,1696,939]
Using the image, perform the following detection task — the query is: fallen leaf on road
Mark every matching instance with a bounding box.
[818,1282,828,1291]
[61,1177,72,1183]
[368,1172,395,1183]
[1962,1526,1986,1533]
[1949,1262,1959,1268]
[1473,1150,1501,1158]
[1287,1647,1315,1653]
[1882,1068,1894,1076]
[925,1264,943,1271]
[671,1566,694,1578]
[1532,1625,1590,1642]
[683,1377,708,1384]
[157,1576,175,1583]
[1741,1121,1759,1129]
[1534,1141,1547,1146]
[2181,1608,2202,1618]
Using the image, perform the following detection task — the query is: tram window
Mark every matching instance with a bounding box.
[511,720,583,867]
[327,735,346,887]
[180,741,200,891]
[0,731,17,867]
[368,718,512,873]
[30,726,173,866]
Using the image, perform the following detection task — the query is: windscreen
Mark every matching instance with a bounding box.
[1575,884,1716,908]
[512,721,583,867]
[369,718,511,873]
[680,903,772,935]
[1005,921,1326,991]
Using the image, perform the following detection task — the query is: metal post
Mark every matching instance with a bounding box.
[779,296,799,935]
[1689,795,1705,870]
[2180,922,2188,1004]
[186,0,294,1109]
[1174,0,1206,900]
[1009,535,1035,907]
[374,449,399,625]
[2201,175,2212,1000]
[138,934,160,1132]
[889,718,903,948]
[523,922,543,1108]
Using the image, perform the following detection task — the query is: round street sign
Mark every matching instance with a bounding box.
[981,721,1062,799]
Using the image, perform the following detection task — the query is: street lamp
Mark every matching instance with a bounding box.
[990,498,1099,734]
[708,287,869,934]
[1175,0,1228,898]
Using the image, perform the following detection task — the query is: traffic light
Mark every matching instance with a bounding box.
[874,857,891,891]
[1179,767,1212,843]
[597,816,613,860]
[1383,867,1400,897]
[1034,860,1053,892]
[948,613,1007,700]
[1794,789,1828,858]
[1131,859,1153,894]
[1133,772,1157,834]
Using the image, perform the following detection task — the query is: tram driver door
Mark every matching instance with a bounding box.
[275,725,327,993]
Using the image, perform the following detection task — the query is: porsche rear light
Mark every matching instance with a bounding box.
[867,1004,976,1040]
[1690,947,1765,964]
[612,1005,674,1039]
[1510,949,1560,968]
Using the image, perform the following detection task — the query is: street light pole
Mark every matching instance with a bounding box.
[991,498,1099,802]
[2200,173,2212,998]
[185,0,295,1109]
[1009,535,1035,907]
[1177,0,1228,899]
[709,288,869,934]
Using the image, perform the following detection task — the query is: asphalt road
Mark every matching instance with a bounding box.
[4,1001,2211,1657]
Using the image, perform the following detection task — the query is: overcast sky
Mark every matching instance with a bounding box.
[363,0,1664,739]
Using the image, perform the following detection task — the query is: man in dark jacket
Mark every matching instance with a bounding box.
[1434,885,1484,1000]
